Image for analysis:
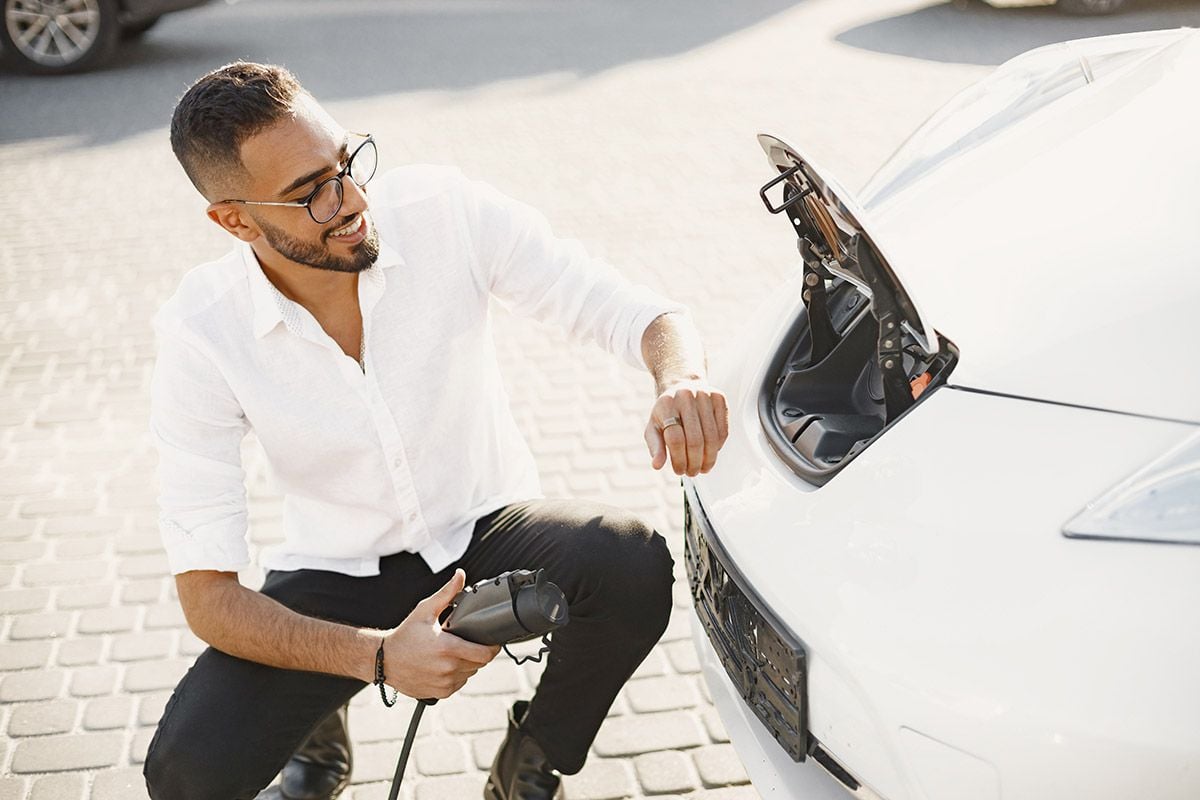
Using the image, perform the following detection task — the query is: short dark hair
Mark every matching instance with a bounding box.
[170,61,306,199]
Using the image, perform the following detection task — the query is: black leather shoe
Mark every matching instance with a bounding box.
[279,704,352,800]
[485,701,564,800]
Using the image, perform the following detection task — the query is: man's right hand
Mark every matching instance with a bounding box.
[380,568,501,700]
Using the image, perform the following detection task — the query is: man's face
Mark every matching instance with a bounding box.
[233,96,379,274]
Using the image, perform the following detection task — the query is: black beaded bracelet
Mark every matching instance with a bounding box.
[374,640,398,707]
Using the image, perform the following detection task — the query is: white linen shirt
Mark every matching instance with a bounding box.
[150,165,684,577]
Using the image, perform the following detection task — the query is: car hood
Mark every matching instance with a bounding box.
[851,29,1200,423]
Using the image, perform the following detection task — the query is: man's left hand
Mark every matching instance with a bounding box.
[644,380,729,477]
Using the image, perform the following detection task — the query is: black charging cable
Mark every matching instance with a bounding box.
[383,569,568,800]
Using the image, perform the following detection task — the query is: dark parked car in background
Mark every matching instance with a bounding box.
[1,0,210,74]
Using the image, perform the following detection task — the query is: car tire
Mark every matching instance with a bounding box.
[119,14,159,40]
[1056,0,1128,14]
[1,0,120,75]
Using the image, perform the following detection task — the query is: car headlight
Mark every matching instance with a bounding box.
[1063,430,1200,546]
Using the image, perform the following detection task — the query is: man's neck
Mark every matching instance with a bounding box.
[251,246,358,314]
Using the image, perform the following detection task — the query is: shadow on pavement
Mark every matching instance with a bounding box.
[0,0,803,147]
[836,0,1200,65]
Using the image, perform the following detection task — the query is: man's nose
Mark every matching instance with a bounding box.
[340,174,370,216]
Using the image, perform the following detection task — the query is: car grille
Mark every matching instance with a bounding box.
[684,486,809,762]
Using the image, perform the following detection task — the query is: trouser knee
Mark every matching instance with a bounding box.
[591,514,675,643]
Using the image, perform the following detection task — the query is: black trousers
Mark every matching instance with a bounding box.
[143,499,674,800]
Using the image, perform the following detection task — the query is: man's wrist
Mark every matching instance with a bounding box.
[655,372,705,396]
[354,627,388,684]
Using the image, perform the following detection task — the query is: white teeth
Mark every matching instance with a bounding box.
[331,215,360,237]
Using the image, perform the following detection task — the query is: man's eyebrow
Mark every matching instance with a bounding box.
[276,136,350,199]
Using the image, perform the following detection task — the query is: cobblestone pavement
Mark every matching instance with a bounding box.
[2,1,1196,798]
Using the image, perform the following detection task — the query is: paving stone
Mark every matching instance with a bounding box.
[0,640,52,671]
[347,782,410,800]
[634,750,698,795]
[11,732,123,772]
[9,611,73,640]
[561,759,634,800]
[113,533,164,556]
[7,699,78,736]
[85,695,134,730]
[129,727,156,764]
[22,559,108,586]
[19,496,98,517]
[110,631,173,662]
[179,630,207,656]
[350,741,409,783]
[43,516,122,538]
[137,691,173,726]
[0,540,47,563]
[659,609,692,643]
[54,537,109,559]
[0,669,65,702]
[693,744,749,788]
[630,648,668,679]
[691,787,759,799]
[701,708,730,744]
[415,737,467,776]
[143,603,185,629]
[664,640,701,674]
[437,695,508,734]
[0,592,45,620]
[90,767,151,800]
[30,773,86,800]
[470,731,505,770]
[123,659,188,693]
[70,665,118,697]
[77,606,138,634]
[413,774,482,800]
[119,552,171,579]
[0,779,25,800]
[121,578,164,604]
[57,637,105,666]
[0,520,38,541]
[592,711,706,757]
[625,675,699,714]
[460,659,522,696]
[57,584,116,610]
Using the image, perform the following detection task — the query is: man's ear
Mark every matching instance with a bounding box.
[206,203,261,243]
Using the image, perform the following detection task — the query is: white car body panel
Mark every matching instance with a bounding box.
[690,31,1200,800]
[692,375,1200,799]
[859,30,1200,422]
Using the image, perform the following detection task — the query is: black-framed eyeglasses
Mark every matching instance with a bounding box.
[218,133,378,224]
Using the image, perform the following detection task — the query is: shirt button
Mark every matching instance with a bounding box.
[393,457,403,467]
[408,512,418,523]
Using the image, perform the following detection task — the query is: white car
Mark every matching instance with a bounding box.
[686,29,1200,800]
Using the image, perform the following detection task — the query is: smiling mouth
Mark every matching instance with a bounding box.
[327,213,365,241]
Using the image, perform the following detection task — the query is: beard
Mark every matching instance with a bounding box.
[255,212,381,274]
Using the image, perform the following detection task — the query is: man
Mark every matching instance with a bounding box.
[144,62,728,800]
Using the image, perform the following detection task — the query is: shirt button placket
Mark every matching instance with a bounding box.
[364,374,425,537]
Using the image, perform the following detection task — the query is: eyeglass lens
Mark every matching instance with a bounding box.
[310,139,379,224]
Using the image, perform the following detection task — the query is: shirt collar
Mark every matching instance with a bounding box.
[243,236,404,340]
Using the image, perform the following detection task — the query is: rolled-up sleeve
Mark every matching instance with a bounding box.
[149,324,251,575]
[461,176,687,370]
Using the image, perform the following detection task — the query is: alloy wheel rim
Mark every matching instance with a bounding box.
[5,0,101,66]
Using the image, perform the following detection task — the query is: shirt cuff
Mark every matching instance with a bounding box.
[159,516,251,575]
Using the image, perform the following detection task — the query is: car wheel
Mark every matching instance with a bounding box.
[119,13,159,40]
[0,0,120,75]
[1056,0,1128,14]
